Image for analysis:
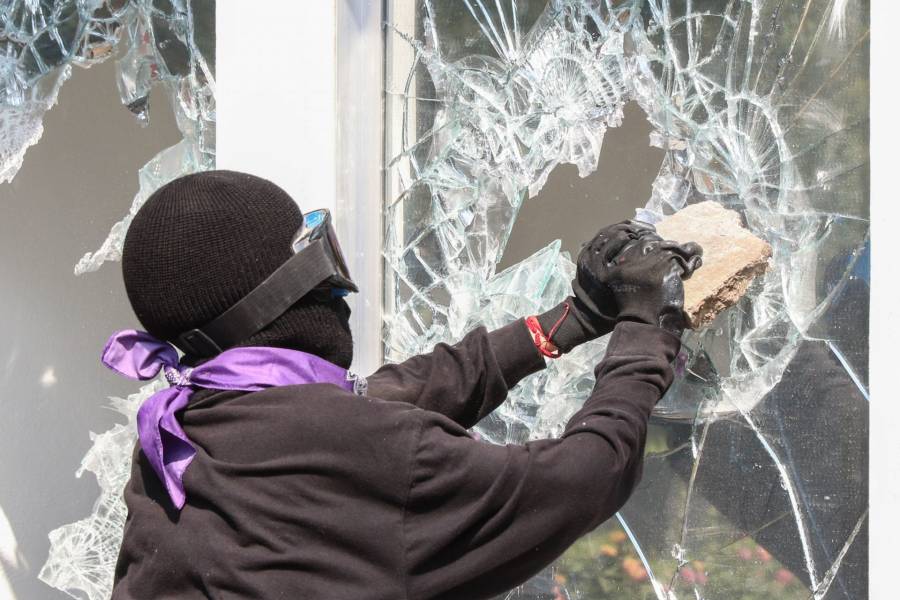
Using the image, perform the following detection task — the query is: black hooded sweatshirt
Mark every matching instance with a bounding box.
[111,318,679,600]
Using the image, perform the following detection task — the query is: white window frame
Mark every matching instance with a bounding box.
[217,0,385,375]
[334,0,386,376]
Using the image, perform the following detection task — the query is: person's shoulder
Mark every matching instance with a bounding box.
[243,383,427,431]
[190,383,471,445]
[184,385,431,483]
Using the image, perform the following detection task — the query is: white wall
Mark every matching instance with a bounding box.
[217,1,337,213]
[216,0,383,374]
[334,1,385,376]
[870,1,900,597]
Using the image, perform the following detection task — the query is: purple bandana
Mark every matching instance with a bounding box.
[101,329,365,510]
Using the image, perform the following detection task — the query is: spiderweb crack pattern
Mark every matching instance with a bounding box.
[0,0,215,273]
[385,1,868,598]
[24,0,868,597]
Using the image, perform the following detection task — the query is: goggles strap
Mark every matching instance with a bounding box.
[176,239,336,357]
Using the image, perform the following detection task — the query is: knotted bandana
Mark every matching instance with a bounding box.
[101,329,366,510]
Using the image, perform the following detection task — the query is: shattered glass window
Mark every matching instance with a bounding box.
[0,0,215,273]
[384,1,868,598]
[0,2,214,598]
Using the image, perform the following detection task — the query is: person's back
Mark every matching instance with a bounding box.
[108,170,701,599]
[114,383,418,599]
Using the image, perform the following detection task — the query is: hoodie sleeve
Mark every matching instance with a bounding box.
[401,321,681,600]
[366,319,547,428]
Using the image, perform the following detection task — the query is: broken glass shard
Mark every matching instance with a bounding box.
[385,1,868,598]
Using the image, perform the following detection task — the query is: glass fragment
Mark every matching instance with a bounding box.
[0,2,215,598]
[384,1,869,598]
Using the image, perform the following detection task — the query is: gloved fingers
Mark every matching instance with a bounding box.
[604,230,702,275]
[582,220,658,249]
[656,240,704,279]
[681,253,703,279]
[663,240,703,262]
[581,223,628,248]
[656,239,702,256]
[620,221,659,247]
[581,231,664,272]
[657,250,702,280]
[633,246,686,272]
[613,230,677,264]
[623,219,658,234]
[664,254,690,278]
[618,242,697,280]
[605,231,659,264]
[680,241,704,257]
[613,235,670,263]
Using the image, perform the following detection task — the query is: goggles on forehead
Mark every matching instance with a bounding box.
[175,208,358,358]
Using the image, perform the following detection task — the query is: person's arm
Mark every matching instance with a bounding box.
[366,319,546,428]
[402,320,680,600]
[366,222,642,425]
[368,220,701,427]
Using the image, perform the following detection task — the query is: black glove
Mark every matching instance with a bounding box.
[577,226,703,337]
[536,220,666,353]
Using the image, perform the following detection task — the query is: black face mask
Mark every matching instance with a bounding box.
[175,209,358,358]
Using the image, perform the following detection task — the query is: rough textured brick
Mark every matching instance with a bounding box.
[654,201,772,328]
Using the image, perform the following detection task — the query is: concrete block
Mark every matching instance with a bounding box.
[654,201,772,328]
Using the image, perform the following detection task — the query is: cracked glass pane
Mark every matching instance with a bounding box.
[384,1,868,598]
[0,53,184,600]
[0,0,215,274]
[0,2,214,598]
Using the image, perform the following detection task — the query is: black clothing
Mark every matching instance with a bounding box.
[574,221,703,336]
[121,170,354,368]
[535,296,615,354]
[112,319,680,600]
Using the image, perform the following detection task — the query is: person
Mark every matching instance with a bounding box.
[107,170,702,600]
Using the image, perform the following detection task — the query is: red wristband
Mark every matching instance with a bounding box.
[525,315,561,359]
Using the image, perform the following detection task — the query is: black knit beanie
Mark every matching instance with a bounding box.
[121,170,354,368]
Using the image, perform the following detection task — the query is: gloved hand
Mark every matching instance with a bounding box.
[576,223,703,337]
[535,220,702,353]
[535,220,665,354]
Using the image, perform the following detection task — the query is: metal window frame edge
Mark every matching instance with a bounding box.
[335,0,388,375]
